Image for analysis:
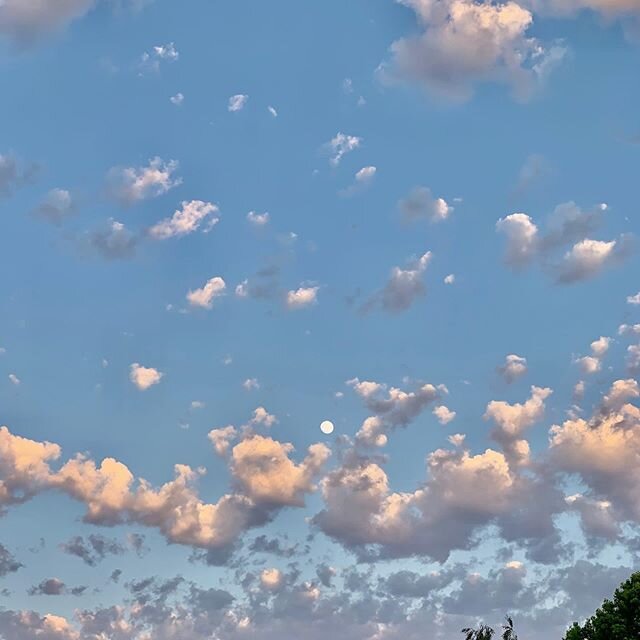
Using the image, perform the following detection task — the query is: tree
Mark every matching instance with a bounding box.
[502,616,518,640]
[563,571,640,640]
[461,624,495,640]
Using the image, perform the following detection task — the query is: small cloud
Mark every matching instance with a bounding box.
[32,188,75,225]
[8,373,20,386]
[340,166,377,196]
[107,157,181,205]
[433,405,456,425]
[89,219,137,260]
[228,94,249,112]
[400,186,452,223]
[190,401,205,410]
[286,286,319,310]
[140,42,179,73]
[444,274,455,285]
[186,277,226,309]
[448,433,466,447]
[325,132,362,166]
[627,291,640,305]
[149,200,219,240]
[268,106,278,117]
[129,363,163,391]
[170,92,184,106]
[497,354,528,383]
[247,211,270,226]
[243,378,260,391]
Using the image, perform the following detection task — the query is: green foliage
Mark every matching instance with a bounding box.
[563,572,640,640]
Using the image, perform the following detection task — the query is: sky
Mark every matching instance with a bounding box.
[0,0,640,638]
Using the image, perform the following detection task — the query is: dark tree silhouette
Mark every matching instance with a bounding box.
[461,624,495,640]
[501,616,518,640]
[562,571,640,639]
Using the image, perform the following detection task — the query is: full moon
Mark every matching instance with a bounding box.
[320,420,335,435]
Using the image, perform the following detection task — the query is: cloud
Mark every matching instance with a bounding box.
[59,534,125,566]
[444,274,456,285]
[32,189,75,225]
[433,405,457,425]
[0,0,93,44]
[242,378,260,391]
[88,219,137,260]
[348,377,443,446]
[575,336,611,375]
[340,166,377,196]
[555,238,628,284]
[149,200,219,239]
[627,291,640,305]
[524,0,640,17]
[497,202,632,282]
[27,578,67,596]
[129,363,163,390]
[247,211,270,226]
[498,354,528,383]
[325,133,362,166]
[107,157,181,205]
[170,92,184,106]
[0,153,37,196]
[139,42,179,73]
[383,0,566,101]
[286,286,319,310]
[228,94,248,112]
[268,105,278,117]
[0,544,22,576]
[399,186,453,223]
[186,277,226,309]
[8,373,20,386]
[362,251,432,313]
[260,568,284,591]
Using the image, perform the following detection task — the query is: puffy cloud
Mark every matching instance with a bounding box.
[340,166,377,196]
[107,157,181,205]
[349,378,443,443]
[362,251,432,313]
[444,274,456,284]
[170,92,184,106]
[496,213,539,268]
[555,238,624,283]
[129,363,163,390]
[247,211,270,226]
[497,202,631,282]
[32,189,75,225]
[325,132,362,166]
[187,277,226,309]
[8,373,20,386]
[89,219,137,260]
[384,0,565,101]
[208,426,238,457]
[243,378,260,391]
[525,0,640,17]
[28,578,68,596]
[260,568,284,591]
[230,435,330,507]
[497,354,528,383]
[286,286,319,310]
[628,291,640,305]
[627,344,640,373]
[149,200,219,239]
[249,406,278,428]
[575,336,611,374]
[433,405,457,425]
[228,94,248,112]
[399,186,453,223]
[484,386,552,465]
[619,323,640,337]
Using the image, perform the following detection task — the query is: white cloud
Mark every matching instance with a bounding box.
[33,188,75,225]
[228,94,248,112]
[129,363,163,391]
[243,378,260,391]
[400,186,453,223]
[627,291,640,305]
[268,105,278,117]
[498,354,528,383]
[140,42,179,72]
[187,277,226,309]
[286,286,319,310]
[384,0,566,101]
[325,133,362,166]
[170,92,184,106]
[8,374,20,386]
[247,211,270,226]
[433,405,457,425]
[149,200,219,239]
[496,213,539,268]
[444,274,456,285]
[107,157,181,204]
[556,239,619,283]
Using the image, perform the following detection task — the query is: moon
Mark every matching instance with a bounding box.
[320,420,335,435]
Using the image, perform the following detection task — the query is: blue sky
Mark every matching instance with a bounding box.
[1,1,640,638]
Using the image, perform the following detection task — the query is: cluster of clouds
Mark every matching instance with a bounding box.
[497,201,633,283]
